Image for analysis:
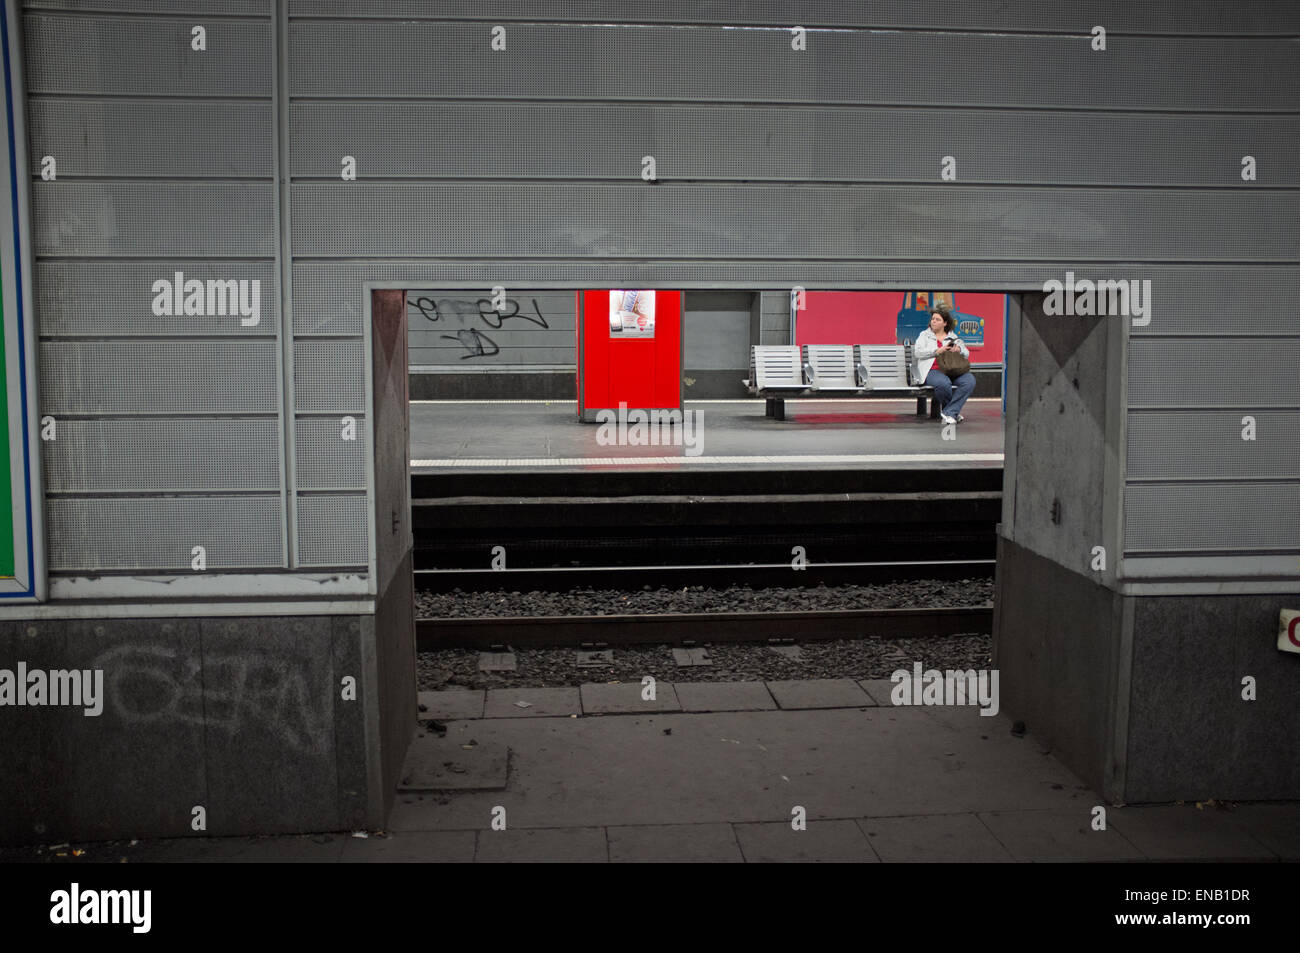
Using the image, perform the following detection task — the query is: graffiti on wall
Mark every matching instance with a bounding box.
[407,294,552,361]
[90,644,331,756]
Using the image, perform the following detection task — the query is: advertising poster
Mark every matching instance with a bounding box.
[609,289,655,338]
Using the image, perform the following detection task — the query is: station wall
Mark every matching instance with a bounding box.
[5,0,1300,836]
[15,0,1295,604]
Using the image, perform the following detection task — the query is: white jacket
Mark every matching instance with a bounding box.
[912,328,970,383]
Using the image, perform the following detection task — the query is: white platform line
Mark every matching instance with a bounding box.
[412,453,1005,467]
[411,397,1004,405]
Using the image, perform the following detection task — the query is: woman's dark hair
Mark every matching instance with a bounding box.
[930,303,956,334]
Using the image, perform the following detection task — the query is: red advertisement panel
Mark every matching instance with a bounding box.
[580,289,681,411]
[795,291,1006,364]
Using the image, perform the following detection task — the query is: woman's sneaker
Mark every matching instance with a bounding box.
[957,414,965,423]
[941,413,956,425]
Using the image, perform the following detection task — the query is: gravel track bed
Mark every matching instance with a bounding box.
[417,632,992,691]
[416,578,993,619]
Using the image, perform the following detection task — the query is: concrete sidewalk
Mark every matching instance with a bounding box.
[8,679,1297,863]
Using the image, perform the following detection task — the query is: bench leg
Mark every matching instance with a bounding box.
[765,398,774,418]
[773,399,785,421]
[929,396,940,419]
[916,395,926,416]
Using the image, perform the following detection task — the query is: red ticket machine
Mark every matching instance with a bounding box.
[577,289,682,422]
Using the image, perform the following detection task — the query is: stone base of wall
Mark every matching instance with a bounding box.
[0,601,414,847]
[995,536,1300,803]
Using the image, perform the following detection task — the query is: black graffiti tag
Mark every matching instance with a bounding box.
[407,295,549,359]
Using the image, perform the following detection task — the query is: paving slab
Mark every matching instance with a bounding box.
[399,736,509,792]
[672,647,713,667]
[386,707,1093,833]
[339,830,476,863]
[478,651,517,672]
[766,678,872,710]
[734,819,879,863]
[580,681,681,714]
[1105,805,1278,861]
[474,827,607,863]
[675,680,776,712]
[417,689,485,721]
[484,686,581,718]
[1223,803,1300,860]
[607,823,744,863]
[858,678,901,706]
[856,813,1013,862]
[977,810,1145,862]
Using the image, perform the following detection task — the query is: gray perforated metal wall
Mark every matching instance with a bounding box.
[21,1,1300,582]
[25,1,286,576]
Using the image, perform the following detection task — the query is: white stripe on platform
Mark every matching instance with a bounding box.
[410,397,1004,404]
[412,452,1004,467]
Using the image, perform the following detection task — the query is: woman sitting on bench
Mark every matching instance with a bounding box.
[913,304,975,425]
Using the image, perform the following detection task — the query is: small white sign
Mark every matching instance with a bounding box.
[1279,609,1300,654]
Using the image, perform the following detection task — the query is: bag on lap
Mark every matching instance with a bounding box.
[935,340,970,378]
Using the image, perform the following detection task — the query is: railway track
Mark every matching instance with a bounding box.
[416,604,992,650]
[414,557,994,591]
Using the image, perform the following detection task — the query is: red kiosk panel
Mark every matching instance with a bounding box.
[578,289,681,419]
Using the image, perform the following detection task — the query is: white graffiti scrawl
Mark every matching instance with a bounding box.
[90,644,330,755]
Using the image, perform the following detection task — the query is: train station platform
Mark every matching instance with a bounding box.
[9,681,1294,863]
[410,398,1005,472]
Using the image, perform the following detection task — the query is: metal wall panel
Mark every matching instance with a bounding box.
[293,338,364,413]
[1127,268,1300,337]
[29,101,273,178]
[290,101,1300,189]
[291,183,1298,263]
[1127,411,1300,482]
[293,264,1300,314]
[41,418,280,492]
[288,21,1299,112]
[294,415,366,490]
[39,340,279,414]
[684,291,753,370]
[32,183,275,257]
[24,12,271,96]
[760,290,791,346]
[47,496,282,571]
[296,493,367,566]
[36,261,278,336]
[288,1,1300,34]
[28,1,269,14]
[1125,484,1300,554]
[1127,340,1300,409]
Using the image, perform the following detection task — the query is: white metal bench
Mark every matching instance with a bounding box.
[743,343,938,420]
